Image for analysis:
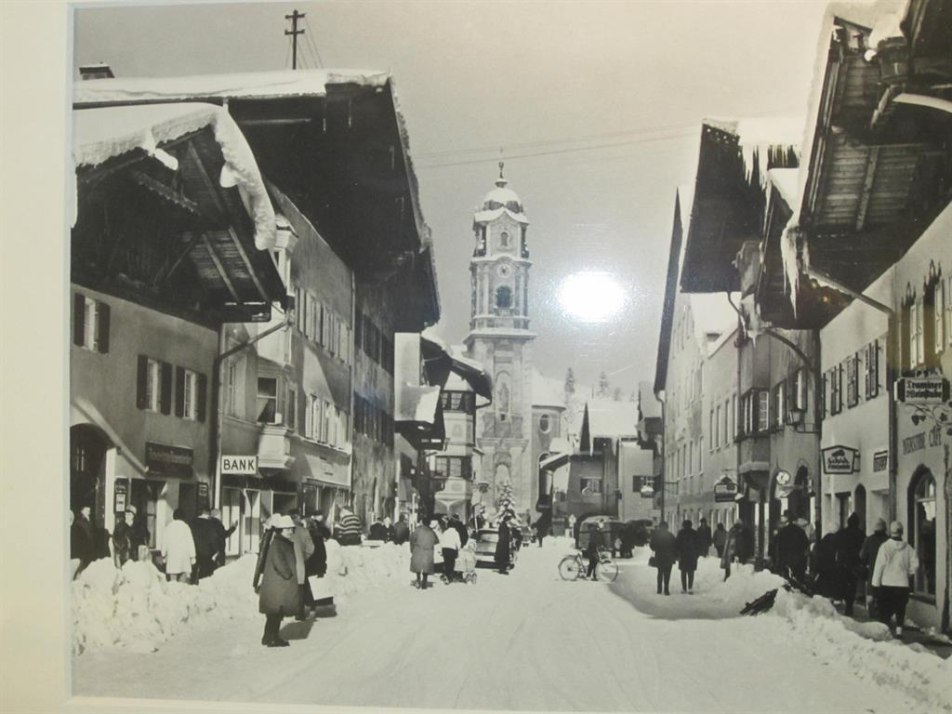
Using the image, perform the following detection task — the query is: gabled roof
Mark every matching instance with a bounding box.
[532,369,565,410]
[637,381,662,420]
[584,399,639,438]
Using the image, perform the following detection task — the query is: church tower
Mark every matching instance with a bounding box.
[465,164,536,518]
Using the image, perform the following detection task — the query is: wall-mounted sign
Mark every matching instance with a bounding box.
[714,475,738,503]
[895,376,950,405]
[221,455,258,475]
[197,482,209,509]
[872,449,889,473]
[821,445,859,475]
[146,442,194,478]
[114,479,128,513]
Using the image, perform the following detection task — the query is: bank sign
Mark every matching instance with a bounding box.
[895,376,950,405]
[822,445,859,475]
[220,455,258,475]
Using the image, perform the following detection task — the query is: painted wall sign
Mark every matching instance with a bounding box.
[220,455,258,475]
[872,449,889,473]
[821,445,858,475]
[145,442,194,478]
[895,376,950,404]
[902,432,925,455]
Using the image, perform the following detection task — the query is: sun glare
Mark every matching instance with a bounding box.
[557,272,627,323]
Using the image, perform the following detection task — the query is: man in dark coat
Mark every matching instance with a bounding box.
[534,513,550,548]
[71,506,96,576]
[112,509,136,567]
[253,515,301,647]
[209,508,236,567]
[720,520,752,581]
[495,517,512,574]
[859,518,889,616]
[712,523,728,558]
[392,514,410,545]
[190,508,221,581]
[650,521,677,595]
[306,513,330,578]
[695,518,712,558]
[675,520,700,593]
[776,515,810,582]
[834,512,866,616]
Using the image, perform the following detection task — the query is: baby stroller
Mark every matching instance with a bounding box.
[443,541,478,584]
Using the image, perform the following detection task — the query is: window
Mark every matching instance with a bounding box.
[73,293,110,353]
[257,377,278,424]
[136,355,172,414]
[864,340,880,399]
[714,406,721,448]
[757,390,770,432]
[829,366,842,416]
[434,456,471,479]
[286,385,297,430]
[911,473,937,596]
[495,286,512,310]
[709,409,715,449]
[175,368,200,421]
[580,478,602,495]
[910,298,924,367]
[722,400,730,445]
[846,354,859,408]
[792,369,807,410]
[773,381,785,429]
[499,231,510,248]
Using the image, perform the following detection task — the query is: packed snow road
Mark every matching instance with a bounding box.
[73,538,950,713]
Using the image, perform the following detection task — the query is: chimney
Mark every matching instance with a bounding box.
[78,63,114,81]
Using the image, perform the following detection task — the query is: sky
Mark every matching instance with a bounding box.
[72,0,830,392]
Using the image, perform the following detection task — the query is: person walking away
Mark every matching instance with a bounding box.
[112,509,136,568]
[190,507,220,581]
[813,532,838,597]
[775,515,810,582]
[253,515,301,647]
[871,520,919,638]
[534,513,550,548]
[859,518,889,617]
[695,518,712,558]
[162,509,196,583]
[409,518,439,589]
[712,523,727,559]
[439,517,461,581]
[495,515,513,574]
[368,516,388,541]
[393,514,410,545]
[833,512,865,616]
[208,508,236,567]
[583,524,602,579]
[336,507,363,546]
[675,520,700,593]
[650,521,677,595]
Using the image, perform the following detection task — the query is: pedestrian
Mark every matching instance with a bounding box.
[720,520,752,581]
[125,505,151,562]
[871,520,920,638]
[775,514,810,582]
[695,518,712,558]
[566,513,577,539]
[495,515,513,574]
[409,517,439,589]
[584,523,602,579]
[287,509,314,619]
[306,513,329,576]
[189,507,220,581]
[833,512,865,616]
[675,519,700,594]
[71,506,96,578]
[650,521,677,595]
[208,508,236,567]
[112,509,136,567]
[161,509,196,583]
[712,522,727,559]
[859,518,889,617]
[534,513,550,548]
[253,514,301,647]
[812,532,838,597]
[368,516,388,541]
[439,516,461,581]
[391,513,409,545]
[450,513,469,548]
[335,506,363,546]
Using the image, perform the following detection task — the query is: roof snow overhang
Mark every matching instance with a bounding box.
[75,70,440,330]
[395,383,445,450]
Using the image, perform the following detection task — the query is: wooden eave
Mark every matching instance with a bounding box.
[653,192,683,396]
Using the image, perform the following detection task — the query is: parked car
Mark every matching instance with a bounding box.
[472,528,516,568]
[575,515,625,555]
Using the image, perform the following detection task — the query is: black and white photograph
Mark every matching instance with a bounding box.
[2,0,952,712]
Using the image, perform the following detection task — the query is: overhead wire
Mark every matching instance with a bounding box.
[303,16,324,68]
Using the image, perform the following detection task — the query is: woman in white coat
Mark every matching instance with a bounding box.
[162,509,197,583]
[871,520,919,637]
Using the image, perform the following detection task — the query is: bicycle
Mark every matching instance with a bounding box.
[558,548,619,583]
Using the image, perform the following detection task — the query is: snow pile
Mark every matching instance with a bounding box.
[323,541,411,600]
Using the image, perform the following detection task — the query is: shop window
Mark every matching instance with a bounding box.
[864,340,880,399]
[909,471,936,597]
[539,413,551,434]
[257,377,278,423]
[73,293,110,353]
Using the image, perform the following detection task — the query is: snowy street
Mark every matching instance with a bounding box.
[72,538,951,713]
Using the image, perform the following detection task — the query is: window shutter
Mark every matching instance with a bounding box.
[73,294,85,346]
[160,361,173,415]
[197,373,208,423]
[174,366,185,417]
[97,302,110,353]
[136,355,149,409]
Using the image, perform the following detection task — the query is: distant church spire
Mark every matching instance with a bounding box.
[497,154,507,187]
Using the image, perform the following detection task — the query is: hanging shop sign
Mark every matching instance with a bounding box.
[145,442,194,478]
[714,475,738,502]
[113,479,129,513]
[220,455,258,475]
[821,445,859,475]
[894,376,950,405]
[872,449,889,473]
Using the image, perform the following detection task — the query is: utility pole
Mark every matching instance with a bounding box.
[285,10,305,70]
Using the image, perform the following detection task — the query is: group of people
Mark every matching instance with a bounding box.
[251,509,332,647]
[648,519,709,595]
[408,513,473,589]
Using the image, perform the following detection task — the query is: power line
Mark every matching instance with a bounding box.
[304,16,324,68]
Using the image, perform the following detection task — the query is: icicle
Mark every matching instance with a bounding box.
[780,222,802,318]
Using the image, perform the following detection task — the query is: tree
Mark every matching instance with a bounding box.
[564,367,576,395]
[597,371,610,398]
[495,481,516,523]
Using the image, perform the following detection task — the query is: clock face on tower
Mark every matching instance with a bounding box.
[496,263,513,279]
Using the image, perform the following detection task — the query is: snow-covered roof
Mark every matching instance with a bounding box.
[585,398,638,438]
[72,103,276,250]
[73,69,390,105]
[473,206,530,226]
[637,382,662,420]
[532,369,565,410]
[704,116,804,189]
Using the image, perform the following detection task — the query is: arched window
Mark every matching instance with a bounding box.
[499,231,510,248]
[908,469,936,595]
[495,286,512,310]
[539,414,551,433]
